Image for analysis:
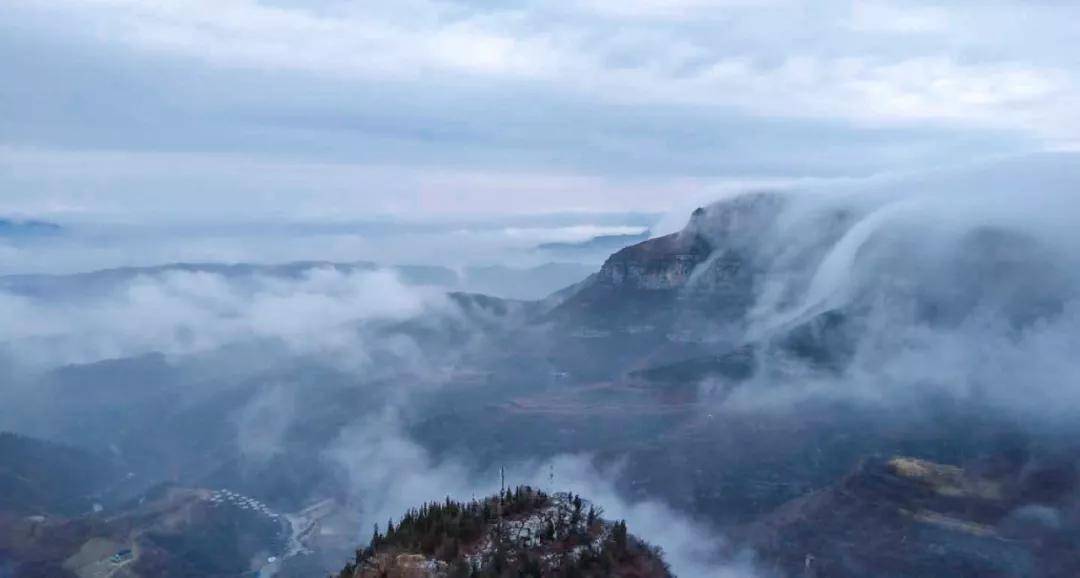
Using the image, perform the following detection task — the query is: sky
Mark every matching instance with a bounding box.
[2,0,1078,225]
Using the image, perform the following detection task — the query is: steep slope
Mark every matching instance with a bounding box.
[544,184,1077,392]
[0,432,120,517]
[551,193,787,326]
[0,485,288,578]
[338,487,672,578]
[539,192,839,382]
[742,454,1080,578]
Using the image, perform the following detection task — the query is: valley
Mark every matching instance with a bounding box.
[5,185,1080,577]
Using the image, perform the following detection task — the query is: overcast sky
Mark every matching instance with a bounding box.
[1,0,1078,223]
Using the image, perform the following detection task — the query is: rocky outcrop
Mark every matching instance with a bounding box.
[552,192,788,323]
[585,192,785,294]
[537,192,798,379]
[594,230,712,290]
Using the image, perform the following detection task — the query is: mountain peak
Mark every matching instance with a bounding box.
[592,191,788,293]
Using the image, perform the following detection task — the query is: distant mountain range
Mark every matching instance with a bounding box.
[0,260,599,301]
[0,218,62,237]
[4,176,1080,577]
[535,231,651,256]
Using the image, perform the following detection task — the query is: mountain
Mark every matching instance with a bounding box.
[535,231,652,261]
[413,188,1080,577]
[461,263,596,300]
[550,224,712,332]
[529,194,789,382]
[337,486,672,578]
[742,454,1080,578]
[543,196,764,327]
[0,218,62,237]
[0,432,120,517]
[0,484,288,578]
[542,186,1071,386]
[6,171,1080,578]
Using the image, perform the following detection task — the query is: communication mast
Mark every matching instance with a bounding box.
[497,465,506,549]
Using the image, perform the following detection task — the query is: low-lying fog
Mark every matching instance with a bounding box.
[4,154,1080,577]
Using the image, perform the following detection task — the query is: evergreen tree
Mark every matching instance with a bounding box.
[370,524,381,550]
[613,520,628,554]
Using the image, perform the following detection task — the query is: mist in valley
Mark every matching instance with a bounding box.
[5,2,1080,577]
[3,155,1080,577]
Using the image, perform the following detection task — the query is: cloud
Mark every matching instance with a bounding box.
[530,455,761,578]
[501,224,648,242]
[0,146,730,221]
[0,212,660,276]
[844,2,951,34]
[0,0,1063,224]
[695,154,1080,422]
[324,411,490,533]
[0,267,442,368]
[10,0,1073,134]
[324,413,759,578]
[307,153,1080,577]
[236,384,296,463]
[577,0,784,20]
[47,0,556,79]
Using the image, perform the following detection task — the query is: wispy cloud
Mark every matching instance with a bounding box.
[14,0,1074,131]
[0,267,442,366]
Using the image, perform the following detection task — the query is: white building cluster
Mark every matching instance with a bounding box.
[207,489,280,520]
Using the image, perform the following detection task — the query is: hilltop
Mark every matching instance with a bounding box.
[337,486,672,578]
[742,454,1080,577]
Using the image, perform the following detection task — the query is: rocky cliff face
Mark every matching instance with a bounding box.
[550,193,785,334]
[550,184,1075,388]
[539,192,829,381]
[587,192,785,294]
[594,230,712,291]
